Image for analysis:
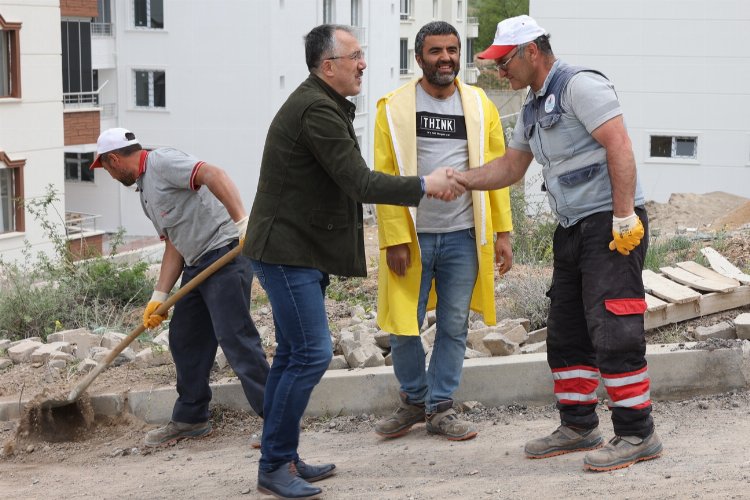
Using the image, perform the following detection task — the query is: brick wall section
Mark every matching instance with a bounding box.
[64,111,100,146]
[60,0,98,18]
[68,234,103,260]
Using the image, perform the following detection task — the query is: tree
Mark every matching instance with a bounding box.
[470,0,529,59]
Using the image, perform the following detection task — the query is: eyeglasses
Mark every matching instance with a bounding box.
[491,47,520,72]
[326,50,365,62]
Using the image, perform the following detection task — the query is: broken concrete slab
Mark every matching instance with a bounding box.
[153,330,170,347]
[76,358,98,374]
[527,327,547,344]
[30,341,74,363]
[501,325,529,345]
[9,337,41,348]
[735,313,750,340]
[214,348,228,370]
[8,340,44,363]
[374,330,391,349]
[694,321,736,341]
[0,359,12,370]
[521,342,547,354]
[464,348,491,359]
[363,351,385,368]
[49,351,75,363]
[0,339,11,351]
[328,355,349,370]
[134,346,173,367]
[47,328,102,360]
[482,332,518,356]
[466,327,494,355]
[101,331,128,349]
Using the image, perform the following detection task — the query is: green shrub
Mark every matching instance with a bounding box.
[509,184,556,265]
[0,186,155,340]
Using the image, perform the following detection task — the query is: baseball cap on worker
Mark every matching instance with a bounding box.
[90,127,139,169]
[476,15,547,60]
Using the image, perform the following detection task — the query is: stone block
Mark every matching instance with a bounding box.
[464,348,490,359]
[214,348,228,370]
[384,353,393,366]
[49,351,75,363]
[521,341,547,354]
[426,310,436,327]
[91,346,135,366]
[422,324,437,348]
[8,340,44,363]
[374,330,391,349]
[502,325,529,345]
[31,342,74,363]
[134,346,173,367]
[49,359,67,370]
[328,355,349,370]
[0,339,11,351]
[9,337,41,348]
[466,327,494,354]
[46,328,101,360]
[471,320,487,330]
[735,313,750,340]
[362,351,385,368]
[76,358,98,374]
[482,332,518,356]
[694,321,736,341]
[0,358,12,370]
[153,330,170,347]
[102,331,128,349]
[344,347,368,369]
[527,327,548,344]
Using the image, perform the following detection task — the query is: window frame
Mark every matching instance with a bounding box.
[399,38,409,75]
[133,68,166,109]
[645,132,701,164]
[322,0,334,23]
[399,0,412,21]
[133,0,164,30]
[0,14,22,99]
[64,152,96,183]
[0,151,25,234]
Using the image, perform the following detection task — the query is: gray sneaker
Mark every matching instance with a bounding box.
[425,408,477,441]
[583,432,663,471]
[525,425,603,458]
[375,395,425,439]
[144,420,212,447]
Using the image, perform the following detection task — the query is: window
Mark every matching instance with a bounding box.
[61,21,94,104]
[134,69,165,108]
[92,0,113,36]
[134,0,163,29]
[466,38,474,64]
[0,15,21,98]
[399,38,409,75]
[650,135,697,159]
[65,153,95,183]
[0,152,25,233]
[351,0,361,26]
[433,0,438,18]
[400,0,411,20]
[457,0,463,19]
[323,0,334,23]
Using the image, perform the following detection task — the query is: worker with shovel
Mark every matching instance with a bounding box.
[91,127,269,447]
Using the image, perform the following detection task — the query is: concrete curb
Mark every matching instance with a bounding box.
[1,342,748,423]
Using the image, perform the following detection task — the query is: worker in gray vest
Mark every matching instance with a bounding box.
[454,15,661,472]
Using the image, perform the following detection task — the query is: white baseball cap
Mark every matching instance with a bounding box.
[476,15,547,60]
[90,127,140,169]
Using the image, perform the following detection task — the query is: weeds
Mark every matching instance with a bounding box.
[644,234,697,272]
[0,186,154,341]
[509,184,555,265]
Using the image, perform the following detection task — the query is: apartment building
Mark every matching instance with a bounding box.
[0,1,66,261]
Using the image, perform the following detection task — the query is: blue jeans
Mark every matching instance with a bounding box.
[250,261,333,473]
[390,229,478,414]
[170,240,269,423]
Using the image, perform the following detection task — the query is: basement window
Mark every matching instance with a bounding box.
[650,135,697,159]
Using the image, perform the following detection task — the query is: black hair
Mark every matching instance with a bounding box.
[415,21,460,58]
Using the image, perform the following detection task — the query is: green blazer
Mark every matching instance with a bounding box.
[244,74,422,277]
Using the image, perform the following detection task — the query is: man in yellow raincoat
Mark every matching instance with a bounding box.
[374,21,513,441]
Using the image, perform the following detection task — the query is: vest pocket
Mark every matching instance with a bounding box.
[558,163,603,187]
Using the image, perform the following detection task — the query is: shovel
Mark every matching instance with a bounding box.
[41,244,243,410]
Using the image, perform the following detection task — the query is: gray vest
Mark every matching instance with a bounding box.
[522,63,644,227]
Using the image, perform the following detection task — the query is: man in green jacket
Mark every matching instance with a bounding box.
[243,24,464,499]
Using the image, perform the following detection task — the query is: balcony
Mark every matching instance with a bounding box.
[65,211,105,260]
[467,17,479,38]
[463,63,479,84]
[91,22,113,37]
[348,94,367,115]
[63,90,100,109]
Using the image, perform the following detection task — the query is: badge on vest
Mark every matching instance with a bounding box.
[544,94,556,113]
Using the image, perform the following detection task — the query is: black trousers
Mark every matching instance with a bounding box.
[169,240,269,423]
[546,207,654,438]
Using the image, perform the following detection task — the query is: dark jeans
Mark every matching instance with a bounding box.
[250,261,333,473]
[546,207,654,437]
[169,240,269,423]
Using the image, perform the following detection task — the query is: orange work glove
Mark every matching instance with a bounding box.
[143,290,169,329]
[235,215,249,247]
[608,213,645,256]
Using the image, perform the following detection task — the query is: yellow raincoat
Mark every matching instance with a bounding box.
[375,78,513,336]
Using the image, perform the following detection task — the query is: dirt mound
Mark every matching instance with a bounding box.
[645,191,749,234]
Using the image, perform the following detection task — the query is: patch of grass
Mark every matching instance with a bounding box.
[326,276,375,311]
[644,234,697,272]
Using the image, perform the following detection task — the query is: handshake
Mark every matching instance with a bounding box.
[422,168,469,201]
